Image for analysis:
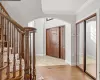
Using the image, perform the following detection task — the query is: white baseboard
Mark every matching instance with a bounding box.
[65,60,76,66]
[65,60,71,65]
[36,54,44,56]
[71,62,76,66]
[43,53,46,56]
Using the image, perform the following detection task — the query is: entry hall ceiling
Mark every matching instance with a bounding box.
[1,0,94,26]
[41,0,89,14]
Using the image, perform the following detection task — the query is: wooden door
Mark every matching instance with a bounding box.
[46,29,52,56]
[59,26,65,59]
[46,27,60,58]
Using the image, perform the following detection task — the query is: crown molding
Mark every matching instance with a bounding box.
[76,0,95,14]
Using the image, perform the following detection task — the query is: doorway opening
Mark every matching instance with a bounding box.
[28,17,92,80]
[46,26,65,60]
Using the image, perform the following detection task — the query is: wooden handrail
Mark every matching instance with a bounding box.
[0,3,36,80]
[0,3,10,16]
[0,11,24,31]
[24,27,36,80]
[0,11,36,33]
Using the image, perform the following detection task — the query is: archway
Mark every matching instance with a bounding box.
[28,17,72,79]
[28,17,93,80]
[28,17,72,64]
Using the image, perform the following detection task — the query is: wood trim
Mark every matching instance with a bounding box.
[85,71,96,79]
[24,27,36,31]
[59,26,65,59]
[46,29,48,56]
[0,3,37,80]
[76,14,97,80]
[0,3,10,16]
[0,65,7,71]
[84,20,86,72]
[46,25,65,59]
[9,76,23,80]
[76,65,95,79]
[96,15,97,80]
[0,11,24,31]
[76,13,96,24]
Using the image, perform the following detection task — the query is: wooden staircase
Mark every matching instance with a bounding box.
[0,3,36,80]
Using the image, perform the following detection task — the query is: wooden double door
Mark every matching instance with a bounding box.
[46,26,65,59]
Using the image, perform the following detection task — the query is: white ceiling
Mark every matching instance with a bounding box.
[2,0,94,26]
[41,0,88,14]
[2,0,43,26]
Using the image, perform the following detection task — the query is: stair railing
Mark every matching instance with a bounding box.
[0,5,36,80]
[24,27,36,80]
[0,3,10,16]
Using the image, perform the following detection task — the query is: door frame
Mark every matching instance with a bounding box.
[59,26,65,59]
[76,13,97,80]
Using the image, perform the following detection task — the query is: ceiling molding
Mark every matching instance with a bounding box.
[76,0,95,14]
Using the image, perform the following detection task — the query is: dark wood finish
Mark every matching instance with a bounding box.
[29,33,32,80]
[46,26,65,59]
[0,3,37,80]
[0,11,24,31]
[46,29,52,56]
[46,27,60,58]
[7,20,10,79]
[33,32,36,80]
[13,27,16,78]
[84,20,86,72]
[19,33,22,76]
[24,27,36,80]
[59,26,65,59]
[76,13,97,80]
[0,15,4,80]
[0,3,9,16]
[22,34,24,59]
[76,13,96,24]
[24,28,30,80]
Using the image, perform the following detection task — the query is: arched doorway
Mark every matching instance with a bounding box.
[28,17,92,80]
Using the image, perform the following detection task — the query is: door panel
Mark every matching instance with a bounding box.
[46,27,60,58]
[86,16,96,78]
[59,26,65,59]
[46,29,52,56]
[76,22,84,70]
[50,27,59,58]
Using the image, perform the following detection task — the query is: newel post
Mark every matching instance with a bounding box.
[24,27,36,80]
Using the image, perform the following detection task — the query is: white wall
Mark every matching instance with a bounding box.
[1,0,44,26]
[43,19,72,65]
[86,20,96,59]
[29,18,72,64]
[28,18,44,56]
[28,18,72,64]
[76,0,100,22]
[34,18,44,56]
